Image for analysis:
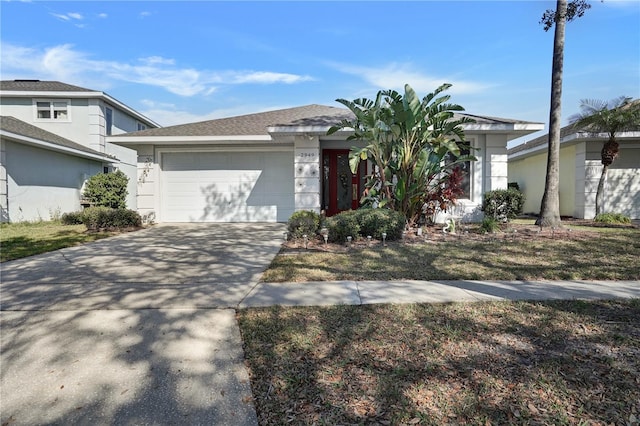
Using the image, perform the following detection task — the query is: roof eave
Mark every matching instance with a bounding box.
[509,130,640,160]
[0,90,161,129]
[107,134,274,145]
[1,130,117,162]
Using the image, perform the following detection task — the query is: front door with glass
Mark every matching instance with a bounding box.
[322,150,365,216]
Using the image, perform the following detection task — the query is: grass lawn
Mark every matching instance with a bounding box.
[238,299,640,425]
[263,222,640,282]
[0,221,117,262]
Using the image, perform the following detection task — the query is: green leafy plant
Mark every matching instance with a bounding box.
[325,208,405,243]
[328,83,476,227]
[356,208,405,240]
[61,211,84,225]
[479,216,500,233]
[82,206,141,231]
[594,212,631,224]
[287,210,320,238]
[325,210,361,243]
[83,170,129,209]
[482,189,525,222]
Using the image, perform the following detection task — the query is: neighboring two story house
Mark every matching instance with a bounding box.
[0,80,160,222]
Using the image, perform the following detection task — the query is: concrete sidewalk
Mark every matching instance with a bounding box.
[239,279,640,308]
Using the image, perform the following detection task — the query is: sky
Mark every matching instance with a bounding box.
[1,0,639,147]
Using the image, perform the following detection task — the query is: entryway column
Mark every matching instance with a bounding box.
[294,135,320,213]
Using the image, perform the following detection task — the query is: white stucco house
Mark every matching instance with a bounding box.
[110,106,543,223]
[508,126,640,219]
[0,80,160,222]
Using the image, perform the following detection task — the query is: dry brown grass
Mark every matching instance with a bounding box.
[238,299,640,425]
[263,222,640,282]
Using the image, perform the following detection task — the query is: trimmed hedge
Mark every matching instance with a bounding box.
[61,211,84,225]
[481,188,525,222]
[82,207,142,231]
[287,210,321,238]
[594,212,631,224]
[325,208,406,243]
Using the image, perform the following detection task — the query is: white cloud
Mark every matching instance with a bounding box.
[50,12,83,21]
[229,71,313,84]
[140,56,175,66]
[0,42,315,97]
[98,13,108,19]
[328,61,491,95]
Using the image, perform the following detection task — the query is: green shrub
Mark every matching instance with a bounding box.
[326,210,361,243]
[357,208,405,240]
[482,188,525,222]
[61,211,84,225]
[594,212,631,224]
[325,208,406,243]
[287,210,321,238]
[83,170,129,209]
[480,216,500,233]
[82,207,142,231]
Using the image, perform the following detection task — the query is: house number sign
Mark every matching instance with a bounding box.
[296,150,318,161]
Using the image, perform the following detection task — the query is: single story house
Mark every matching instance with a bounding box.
[110,105,543,223]
[0,80,160,222]
[508,126,640,219]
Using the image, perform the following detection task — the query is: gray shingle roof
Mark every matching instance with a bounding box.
[0,80,95,92]
[0,116,110,158]
[115,104,354,137]
[508,122,640,155]
[114,104,540,138]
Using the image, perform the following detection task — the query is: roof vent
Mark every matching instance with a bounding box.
[14,79,41,82]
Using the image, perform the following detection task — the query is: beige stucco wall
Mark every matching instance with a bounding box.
[508,144,576,217]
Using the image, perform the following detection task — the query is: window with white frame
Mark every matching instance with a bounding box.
[137,122,147,131]
[36,100,69,120]
[105,107,113,136]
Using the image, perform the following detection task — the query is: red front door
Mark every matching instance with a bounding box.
[322,150,365,216]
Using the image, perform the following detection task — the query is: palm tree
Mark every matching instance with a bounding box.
[536,0,591,227]
[569,97,640,217]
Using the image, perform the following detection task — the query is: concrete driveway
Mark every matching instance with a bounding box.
[1,223,285,425]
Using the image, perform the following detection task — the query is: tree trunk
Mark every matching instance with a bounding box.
[594,135,619,218]
[594,163,609,217]
[536,0,566,228]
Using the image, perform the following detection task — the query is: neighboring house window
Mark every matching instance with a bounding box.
[35,100,69,120]
[137,122,147,131]
[105,107,113,136]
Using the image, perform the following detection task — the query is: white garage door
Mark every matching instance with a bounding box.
[161,151,294,222]
[604,148,640,220]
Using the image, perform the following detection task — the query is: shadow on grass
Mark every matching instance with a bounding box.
[265,229,640,282]
[0,229,114,262]
[238,299,640,425]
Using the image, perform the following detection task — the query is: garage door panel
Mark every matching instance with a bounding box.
[605,168,640,219]
[161,151,294,222]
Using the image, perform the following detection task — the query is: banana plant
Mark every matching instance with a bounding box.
[328,83,476,226]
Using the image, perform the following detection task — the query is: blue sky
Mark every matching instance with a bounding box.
[1,1,639,146]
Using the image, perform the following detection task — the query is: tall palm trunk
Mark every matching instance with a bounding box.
[537,0,566,227]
